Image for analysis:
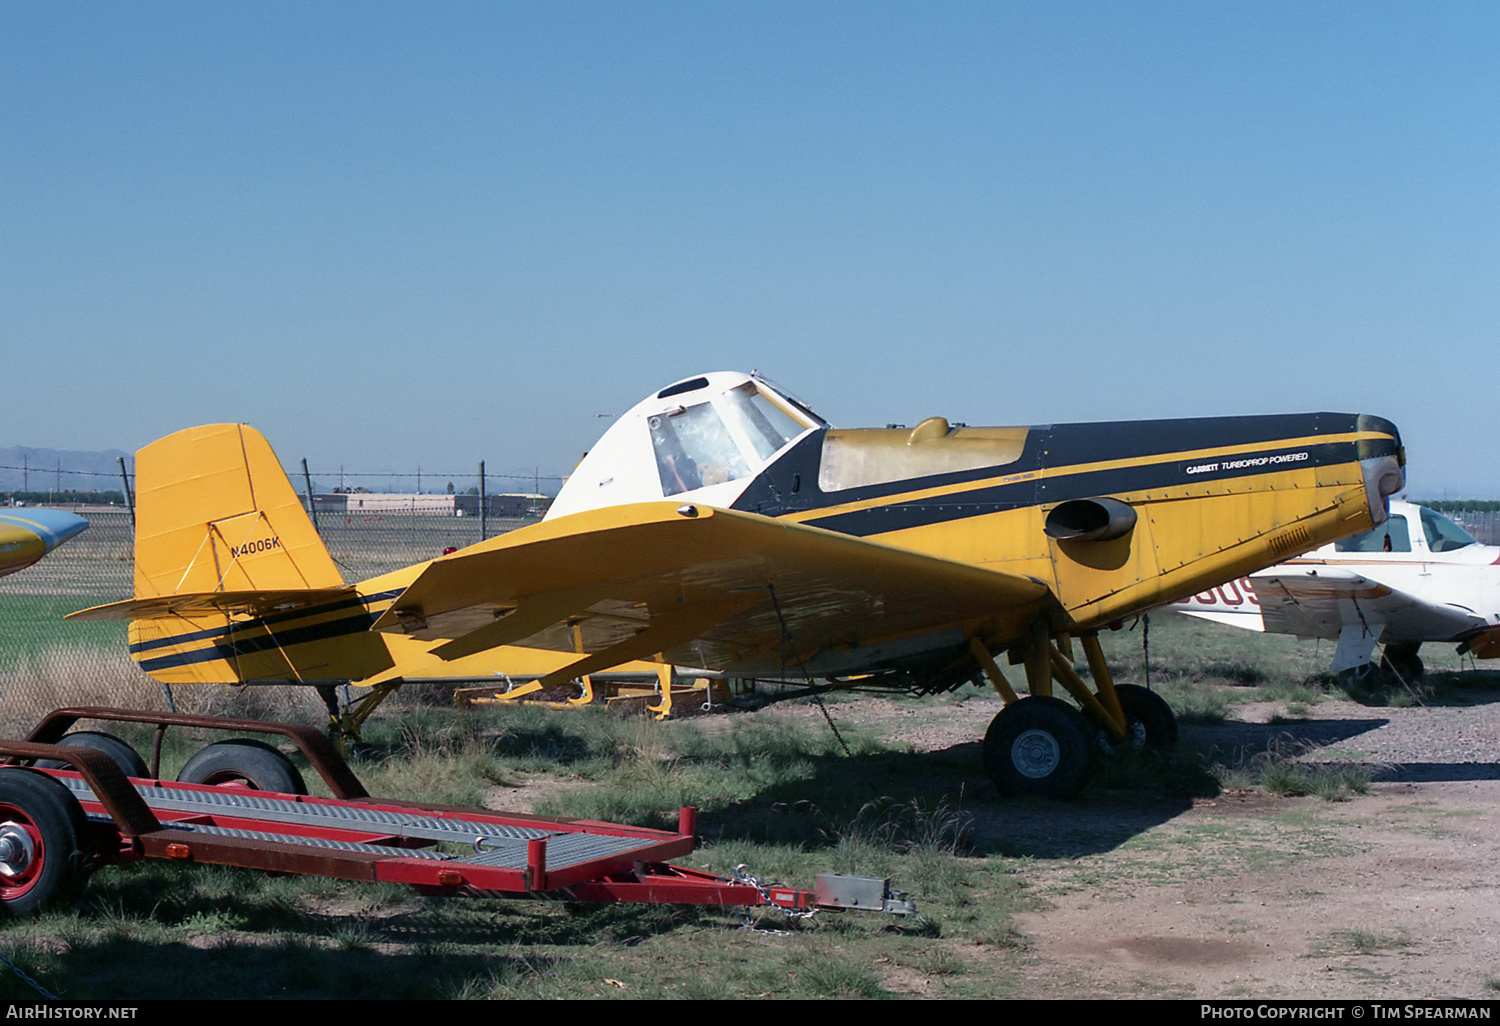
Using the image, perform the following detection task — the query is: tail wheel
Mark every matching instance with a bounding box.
[983,696,1094,799]
[36,731,149,779]
[0,770,91,916]
[177,739,308,795]
[1096,684,1179,755]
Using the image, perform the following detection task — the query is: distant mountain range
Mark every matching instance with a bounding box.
[0,446,132,493]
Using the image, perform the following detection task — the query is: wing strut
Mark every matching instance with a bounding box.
[967,637,1018,704]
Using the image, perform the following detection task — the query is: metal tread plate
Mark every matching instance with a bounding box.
[63,777,671,872]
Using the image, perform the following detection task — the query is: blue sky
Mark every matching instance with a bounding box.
[4,2,1497,495]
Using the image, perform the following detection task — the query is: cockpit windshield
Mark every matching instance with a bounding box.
[648,402,753,496]
[721,382,806,460]
[1419,507,1477,553]
[647,379,820,497]
[1336,515,1412,552]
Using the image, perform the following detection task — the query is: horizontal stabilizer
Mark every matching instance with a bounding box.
[68,588,357,622]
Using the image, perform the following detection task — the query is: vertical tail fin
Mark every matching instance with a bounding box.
[67,425,381,686]
[134,423,343,598]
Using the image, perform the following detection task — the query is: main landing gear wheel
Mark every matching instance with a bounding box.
[1095,684,1179,756]
[0,770,91,916]
[1380,643,1424,684]
[177,739,308,795]
[36,731,149,779]
[983,696,1094,799]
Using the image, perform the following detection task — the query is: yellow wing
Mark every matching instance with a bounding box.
[366,501,1056,687]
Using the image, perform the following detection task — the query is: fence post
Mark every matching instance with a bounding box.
[301,459,319,535]
[479,460,487,542]
[117,457,135,531]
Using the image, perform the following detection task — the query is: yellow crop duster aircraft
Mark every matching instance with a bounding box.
[71,372,1405,797]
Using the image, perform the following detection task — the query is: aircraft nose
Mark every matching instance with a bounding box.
[1355,417,1405,526]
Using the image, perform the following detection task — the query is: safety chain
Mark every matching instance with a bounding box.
[810,694,852,757]
[1141,613,1151,688]
[0,949,58,1000]
[729,863,818,931]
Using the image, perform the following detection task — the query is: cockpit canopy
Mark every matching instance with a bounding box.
[547,372,825,519]
[1334,503,1478,555]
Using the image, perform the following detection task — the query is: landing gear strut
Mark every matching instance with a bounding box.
[972,627,1179,798]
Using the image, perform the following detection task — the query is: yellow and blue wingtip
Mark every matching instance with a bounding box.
[0,509,89,577]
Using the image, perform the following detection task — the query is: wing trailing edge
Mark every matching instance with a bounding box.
[369,501,1057,678]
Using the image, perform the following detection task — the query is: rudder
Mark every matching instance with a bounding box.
[133,424,343,598]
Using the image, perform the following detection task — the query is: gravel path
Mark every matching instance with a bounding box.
[1186,698,1500,781]
[794,691,1500,782]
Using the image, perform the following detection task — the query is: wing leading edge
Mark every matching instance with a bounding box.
[365,501,1056,688]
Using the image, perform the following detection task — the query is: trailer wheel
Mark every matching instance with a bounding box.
[0,770,91,916]
[37,731,149,779]
[982,696,1093,799]
[177,740,308,795]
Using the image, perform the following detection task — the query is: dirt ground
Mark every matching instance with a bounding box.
[787,693,1500,1000]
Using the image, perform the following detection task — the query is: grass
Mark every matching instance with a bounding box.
[4,605,1496,998]
[1313,928,1413,956]
[1209,742,1374,802]
[0,700,1031,1001]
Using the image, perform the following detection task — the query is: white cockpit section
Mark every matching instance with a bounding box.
[1328,501,1483,559]
[546,372,826,520]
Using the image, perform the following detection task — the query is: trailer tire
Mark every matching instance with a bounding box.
[0,770,92,916]
[37,731,149,779]
[177,740,307,795]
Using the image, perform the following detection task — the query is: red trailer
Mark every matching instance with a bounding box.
[0,707,913,917]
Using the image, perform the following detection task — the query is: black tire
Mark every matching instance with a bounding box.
[36,731,149,779]
[982,696,1094,799]
[1100,684,1179,753]
[1380,643,1424,684]
[177,739,307,795]
[0,769,92,916]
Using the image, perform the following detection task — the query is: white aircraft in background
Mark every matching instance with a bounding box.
[1175,500,1500,682]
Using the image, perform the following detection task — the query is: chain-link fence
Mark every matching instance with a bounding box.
[1447,509,1500,545]
[5,496,1498,737]
[0,507,539,735]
